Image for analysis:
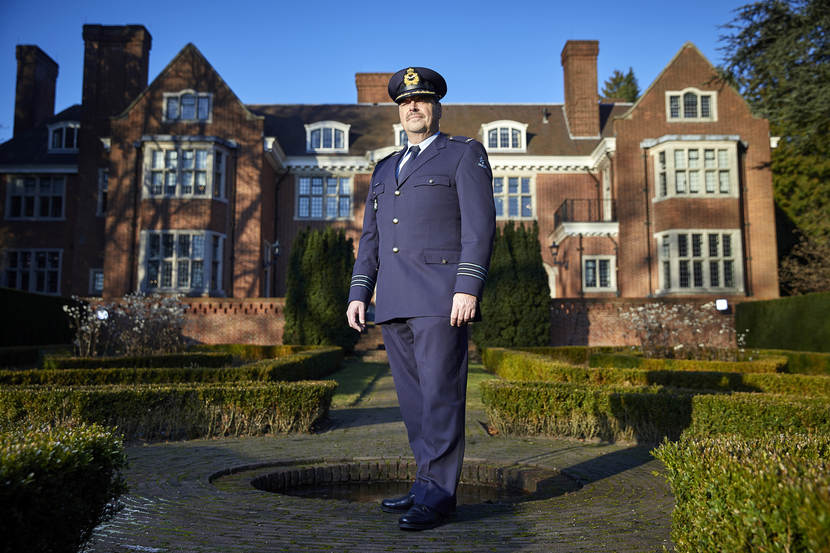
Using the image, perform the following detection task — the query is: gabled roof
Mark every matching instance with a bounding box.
[247,103,628,156]
[114,42,260,122]
[0,105,82,166]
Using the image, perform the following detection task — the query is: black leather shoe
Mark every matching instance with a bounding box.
[398,504,447,531]
[380,492,415,513]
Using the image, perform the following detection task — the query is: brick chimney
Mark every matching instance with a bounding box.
[356,73,394,103]
[561,40,600,137]
[81,25,151,134]
[13,46,58,137]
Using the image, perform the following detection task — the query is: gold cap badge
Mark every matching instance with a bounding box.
[403,68,420,86]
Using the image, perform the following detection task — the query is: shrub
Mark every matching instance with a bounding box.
[0,382,338,440]
[0,345,69,369]
[755,348,830,375]
[481,348,830,396]
[617,301,737,359]
[62,292,188,357]
[480,380,830,443]
[0,287,76,347]
[653,433,830,553]
[0,423,127,553]
[42,351,233,370]
[736,291,830,353]
[473,221,550,347]
[4,347,344,386]
[284,227,358,352]
[190,343,312,361]
[588,352,787,373]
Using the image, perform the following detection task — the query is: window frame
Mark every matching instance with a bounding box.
[656,229,743,294]
[5,174,66,220]
[665,88,717,122]
[3,248,62,295]
[295,175,353,220]
[304,121,350,153]
[142,142,228,200]
[162,90,213,123]
[393,123,408,148]
[97,168,108,216]
[138,230,225,294]
[481,120,528,153]
[582,255,617,292]
[493,174,535,220]
[652,140,739,200]
[47,121,80,152]
[89,268,104,296]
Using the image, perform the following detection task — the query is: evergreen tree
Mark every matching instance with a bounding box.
[601,67,640,102]
[473,222,550,347]
[284,227,358,351]
[719,0,830,292]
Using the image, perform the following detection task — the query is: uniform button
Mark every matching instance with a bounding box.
[394,190,401,196]
[429,178,434,184]
[392,218,399,224]
[392,247,399,253]
[441,258,447,264]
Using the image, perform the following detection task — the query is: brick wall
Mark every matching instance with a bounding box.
[550,297,736,347]
[182,297,285,344]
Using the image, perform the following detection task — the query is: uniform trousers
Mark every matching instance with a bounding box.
[381,316,469,515]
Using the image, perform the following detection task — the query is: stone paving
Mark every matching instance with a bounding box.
[85,352,675,553]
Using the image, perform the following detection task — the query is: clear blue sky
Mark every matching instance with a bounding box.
[0,0,749,143]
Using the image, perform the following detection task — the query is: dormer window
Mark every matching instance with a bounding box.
[666,89,717,122]
[164,91,212,122]
[481,121,527,152]
[305,121,350,153]
[48,122,80,152]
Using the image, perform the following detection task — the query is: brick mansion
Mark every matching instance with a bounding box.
[0,25,779,343]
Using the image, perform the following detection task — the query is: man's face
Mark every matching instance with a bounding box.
[398,95,441,136]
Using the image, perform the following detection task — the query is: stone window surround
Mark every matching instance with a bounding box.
[162,90,213,123]
[493,174,535,220]
[656,228,744,294]
[3,248,62,295]
[141,138,229,200]
[294,174,352,221]
[96,168,108,216]
[304,121,351,153]
[137,229,225,295]
[481,120,528,153]
[89,268,104,296]
[582,255,617,292]
[665,88,717,122]
[5,174,66,220]
[649,138,740,200]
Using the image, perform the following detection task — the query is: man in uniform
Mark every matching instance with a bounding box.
[346,67,496,531]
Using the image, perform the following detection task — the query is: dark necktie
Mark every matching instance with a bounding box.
[397,145,420,181]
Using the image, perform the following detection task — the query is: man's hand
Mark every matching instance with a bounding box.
[450,293,477,327]
[346,300,367,332]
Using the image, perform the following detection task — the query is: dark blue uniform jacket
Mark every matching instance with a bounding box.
[349,132,496,324]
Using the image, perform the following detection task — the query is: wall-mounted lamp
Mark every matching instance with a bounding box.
[715,298,730,313]
[549,242,568,269]
[264,240,281,268]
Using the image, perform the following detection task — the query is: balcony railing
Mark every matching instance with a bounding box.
[554,199,616,228]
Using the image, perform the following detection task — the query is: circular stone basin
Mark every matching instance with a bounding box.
[211,458,578,506]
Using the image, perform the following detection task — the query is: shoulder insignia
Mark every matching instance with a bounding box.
[477,155,488,169]
[448,135,474,144]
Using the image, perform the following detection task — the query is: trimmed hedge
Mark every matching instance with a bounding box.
[190,343,313,361]
[736,291,830,353]
[0,287,77,347]
[480,379,830,443]
[653,433,830,553]
[0,344,70,369]
[42,351,235,370]
[755,348,830,375]
[0,381,338,440]
[515,346,632,366]
[0,423,127,553]
[588,351,786,373]
[482,348,830,396]
[0,346,345,386]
